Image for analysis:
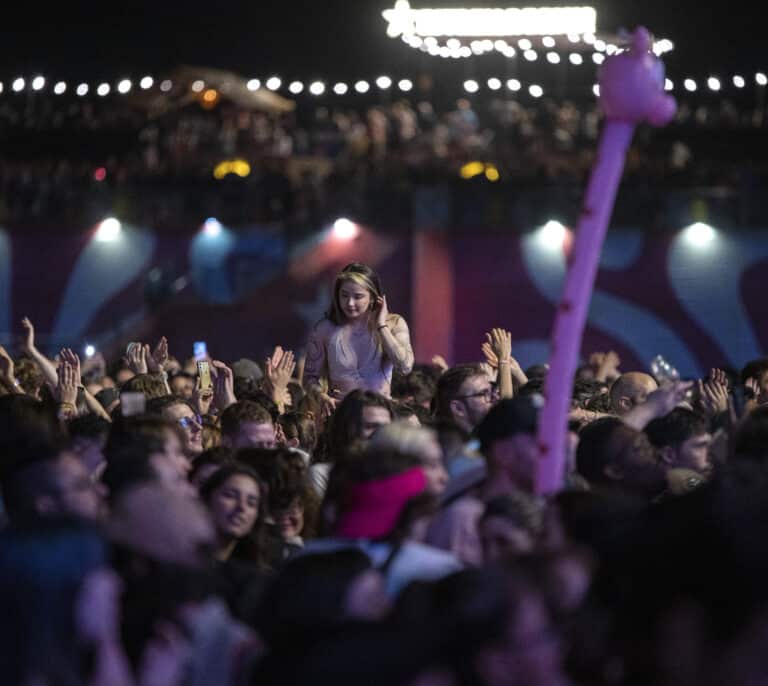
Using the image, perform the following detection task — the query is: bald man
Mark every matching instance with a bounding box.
[610,372,659,415]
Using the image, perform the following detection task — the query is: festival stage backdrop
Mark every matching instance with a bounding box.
[2,222,767,378]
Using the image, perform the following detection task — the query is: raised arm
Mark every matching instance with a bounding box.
[376,297,414,375]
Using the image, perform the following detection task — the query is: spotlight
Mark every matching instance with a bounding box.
[569,53,583,65]
[487,78,502,91]
[332,218,359,240]
[592,53,605,65]
[542,36,556,48]
[140,76,154,89]
[289,81,304,94]
[333,82,348,95]
[355,80,370,93]
[97,83,110,96]
[683,222,716,247]
[376,76,392,89]
[247,79,261,91]
[117,79,132,94]
[398,79,413,92]
[191,80,205,93]
[684,79,697,92]
[84,345,96,358]
[529,84,544,98]
[537,220,567,250]
[160,80,173,92]
[12,77,25,92]
[76,83,89,96]
[665,79,674,91]
[507,79,521,92]
[464,80,479,93]
[266,77,282,90]
[309,81,325,95]
[757,73,768,86]
[32,76,45,91]
[524,49,538,61]
[54,81,67,95]
[733,75,745,88]
[546,52,561,64]
[203,218,223,237]
[707,77,721,91]
[95,218,122,242]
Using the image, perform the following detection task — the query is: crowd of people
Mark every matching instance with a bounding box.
[3,261,768,685]
[1,88,766,227]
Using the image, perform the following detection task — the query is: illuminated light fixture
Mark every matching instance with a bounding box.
[582,32,595,44]
[594,39,606,52]
[592,53,605,65]
[376,75,393,89]
[707,77,721,91]
[546,51,561,64]
[757,72,768,86]
[542,36,556,48]
[289,81,304,94]
[355,80,370,93]
[84,345,96,358]
[425,36,438,47]
[653,38,675,55]
[201,88,219,106]
[140,76,153,89]
[507,78,521,91]
[592,84,600,96]
[32,76,45,91]
[96,83,110,96]
[447,37,461,49]
[494,39,508,50]
[203,218,223,237]
[53,81,67,95]
[567,33,580,43]
[463,79,479,93]
[76,83,89,96]
[485,165,500,182]
[684,78,697,92]
[529,84,544,98]
[247,78,261,91]
[93,167,107,182]
[459,46,472,57]
[382,3,597,38]
[733,75,745,88]
[12,78,25,92]
[266,76,282,90]
[95,218,122,242]
[459,161,485,179]
[487,77,502,90]
[332,217,359,240]
[191,80,205,92]
[333,82,348,95]
[117,79,132,94]
[160,80,173,92]
[665,78,674,91]
[439,46,451,57]
[605,43,619,55]
[537,220,567,250]
[398,79,413,91]
[569,53,583,65]
[213,159,251,180]
[0,83,3,94]
[683,222,716,247]
[309,81,325,95]
[524,49,538,61]
[518,38,533,50]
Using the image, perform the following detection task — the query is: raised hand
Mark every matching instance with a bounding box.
[374,295,390,328]
[57,361,79,406]
[20,317,36,353]
[481,341,499,369]
[210,360,237,410]
[698,377,729,417]
[267,347,296,391]
[710,368,729,389]
[59,348,82,385]
[147,337,169,373]
[644,380,694,417]
[126,343,149,375]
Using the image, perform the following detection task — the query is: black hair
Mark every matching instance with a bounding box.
[645,408,709,449]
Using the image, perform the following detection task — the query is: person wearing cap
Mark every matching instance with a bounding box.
[425,396,543,566]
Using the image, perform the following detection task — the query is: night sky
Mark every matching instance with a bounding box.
[0,1,761,83]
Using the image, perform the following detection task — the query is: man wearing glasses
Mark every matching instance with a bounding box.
[435,364,496,436]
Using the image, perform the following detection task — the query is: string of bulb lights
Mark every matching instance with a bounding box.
[1,69,767,100]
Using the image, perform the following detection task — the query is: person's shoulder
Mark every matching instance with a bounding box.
[311,318,335,336]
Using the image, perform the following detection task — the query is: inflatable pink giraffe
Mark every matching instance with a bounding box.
[535,27,677,495]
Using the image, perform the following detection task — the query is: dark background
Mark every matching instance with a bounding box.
[0,1,760,81]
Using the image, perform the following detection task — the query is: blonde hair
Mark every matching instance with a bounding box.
[368,421,439,462]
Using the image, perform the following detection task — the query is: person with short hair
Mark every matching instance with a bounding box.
[434,363,494,435]
[147,395,204,457]
[220,399,277,450]
[610,372,659,416]
[645,408,712,474]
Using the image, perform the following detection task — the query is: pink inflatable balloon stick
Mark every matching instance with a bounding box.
[535,27,677,495]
